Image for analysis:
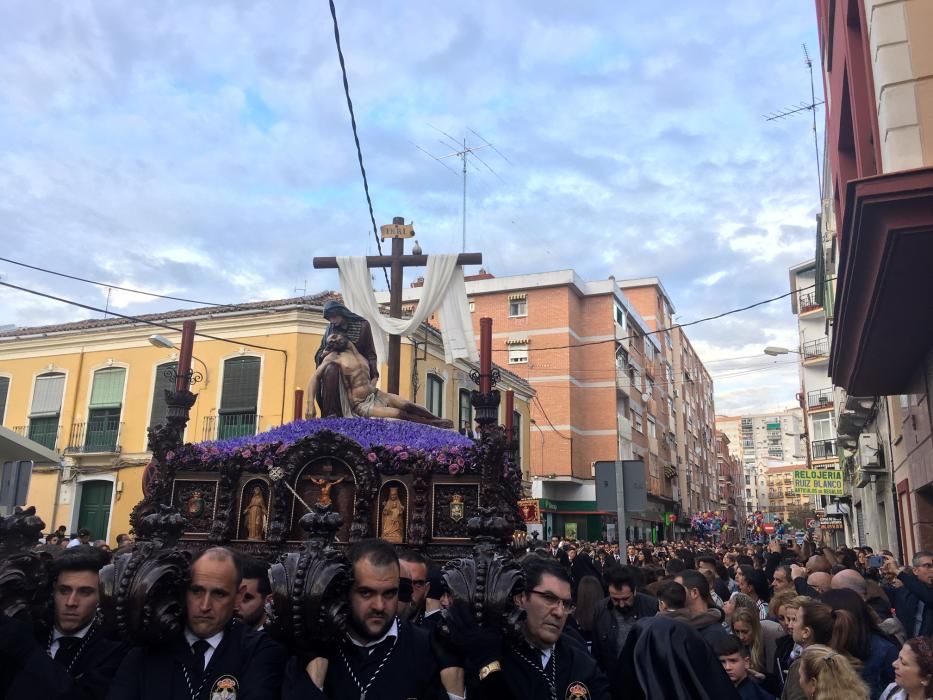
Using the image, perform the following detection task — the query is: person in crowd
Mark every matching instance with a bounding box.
[714,634,777,700]
[808,571,833,595]
[284,538,459,699]
[398,549,430,622]
[0,547,127,699]
[614,615,741,700]
[609,542,621,564]
[591,564,658,673]
[782,597,836,700]
[570,545,603,599]
[699,554,733,603]
[772,565,796,595]
[419,567,450,633]
[447,555,609,700]
[665,557,687,578]
[738,565,771,619]
[886,553,933,639]
[571,574,604,649]
[237,556,272,631]
[549,535,570,568]
[822,588,899,699]
[672,569,731,646]
[656,579,687,612]
[110,546,286,699]
[68,528,92,548]
[880,636,933,700]
[724,592,756,631]
[797,644,870,700]
[732,607,786,696]
[834,569,908,646]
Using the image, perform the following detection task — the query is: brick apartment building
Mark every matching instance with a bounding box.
[395,269,717,542]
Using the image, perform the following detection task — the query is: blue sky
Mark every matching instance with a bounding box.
[0,1,824,415]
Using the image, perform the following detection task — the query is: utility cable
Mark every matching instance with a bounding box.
[0,280,285,354]
[491,279,835,353]
[0,255,231,307]
[327,0,391,291]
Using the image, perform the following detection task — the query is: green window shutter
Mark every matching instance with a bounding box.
[89,368,126,409]
[220,357,260,414]
[426,375,443,417]
[149,363,178,429]
[0,377,9,424]
[31,373,66,416]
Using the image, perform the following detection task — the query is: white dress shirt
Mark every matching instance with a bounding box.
[184,628,225,668]
[50,621,94,658]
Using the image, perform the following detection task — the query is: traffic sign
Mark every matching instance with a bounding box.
[806,518,817,529]
[763,523,775,534]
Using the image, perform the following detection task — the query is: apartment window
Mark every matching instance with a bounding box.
[468,300,475,313]
[149,362,178,431]
[647,415,656,438]
[86,367,126,452]
[458,389,472,434]
[219,357,261,439]
[632,411,643,433]
[0,376,9,424]
[426,374,444,417]
[29,372,66,450]
[507,342,528,364]
[508,295,527,317]
[668,397,675,416]
[615,306,627,330]
[745,475,751,486]
[812,415,835,442]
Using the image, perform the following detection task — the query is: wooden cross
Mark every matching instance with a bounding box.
[312,217,482,395]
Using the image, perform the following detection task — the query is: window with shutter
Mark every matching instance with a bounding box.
[512,410,522,464]
[0,377,9,425]
[426,375,443,418]
[219,357,261,438]
[86,368,126,452]
[28,373,65,450]
[149,363,178,430]
[458,389,472,434]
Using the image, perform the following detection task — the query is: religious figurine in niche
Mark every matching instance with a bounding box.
[381,486,406,543]
[312,300,378,417]
[308,332,453,428]
[308,474,345,508]
[242,485,268,540]
[185,490,205,518]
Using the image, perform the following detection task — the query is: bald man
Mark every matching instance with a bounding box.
[806,555,831,575]
[832,569,907,643]
[807,572,832,595]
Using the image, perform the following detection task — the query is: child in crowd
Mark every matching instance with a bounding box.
[715,635,777,700]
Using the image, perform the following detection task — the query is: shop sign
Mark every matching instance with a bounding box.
[793,469,844,496]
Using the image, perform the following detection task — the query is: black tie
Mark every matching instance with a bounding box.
[54,636,82,666]
[191,639,211,674]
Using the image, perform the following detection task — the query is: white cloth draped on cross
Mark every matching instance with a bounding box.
[335,254,479,369]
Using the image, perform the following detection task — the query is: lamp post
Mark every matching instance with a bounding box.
[763,346,801,356]
[147,334,209,388]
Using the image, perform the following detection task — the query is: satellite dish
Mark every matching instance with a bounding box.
[641,392,651,403]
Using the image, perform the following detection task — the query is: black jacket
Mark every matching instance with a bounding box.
[107,619,286,700]
[5,622,128,700]
[590,593,658,672]
[888,572,933,638]
[493,636,610,700]
[283,619,447,700]
[613,616,741,700]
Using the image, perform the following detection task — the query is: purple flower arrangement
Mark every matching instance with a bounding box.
[166,418,478,475]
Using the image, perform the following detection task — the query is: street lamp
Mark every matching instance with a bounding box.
[148,334,209,386]
[763,346,801,356]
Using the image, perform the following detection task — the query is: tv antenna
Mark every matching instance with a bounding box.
[412,126,510,252]
[764,43,825,200]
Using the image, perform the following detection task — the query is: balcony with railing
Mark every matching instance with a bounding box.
[807,388,834,410]
[66,419,123,454]
[798,292,822,314]
[202,413,261,441]
[812,439,837,460]
[12,423,62,451]
[802,338,830,361]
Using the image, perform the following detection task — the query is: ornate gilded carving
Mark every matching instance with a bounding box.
[170,480,217,535]
[291,458,356,542]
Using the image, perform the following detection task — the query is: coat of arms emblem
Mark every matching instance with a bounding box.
[449,493,464,522]
[185,490,206,518]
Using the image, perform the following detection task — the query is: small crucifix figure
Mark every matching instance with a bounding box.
[313,217,481,395]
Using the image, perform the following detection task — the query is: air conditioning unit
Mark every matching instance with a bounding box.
[857,433,883,472]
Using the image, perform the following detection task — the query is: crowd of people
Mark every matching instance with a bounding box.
[4,528,933,700]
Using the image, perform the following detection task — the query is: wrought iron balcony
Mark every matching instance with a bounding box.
[807,388,834,409]
[798,292,821,313]
[802,338,830,360]
[202,413,261,441]
[66,419,123,454]
[812,439,837,459]
[17,422,62,451]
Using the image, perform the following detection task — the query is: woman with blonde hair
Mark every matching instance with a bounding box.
[798,644,869,700]
[733,607,785,695]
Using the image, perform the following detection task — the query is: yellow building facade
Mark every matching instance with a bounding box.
[0,293,534,544]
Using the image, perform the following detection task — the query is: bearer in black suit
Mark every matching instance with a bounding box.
[283,538,463,700]
[107,546,286,700]
[0,547,128,699]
